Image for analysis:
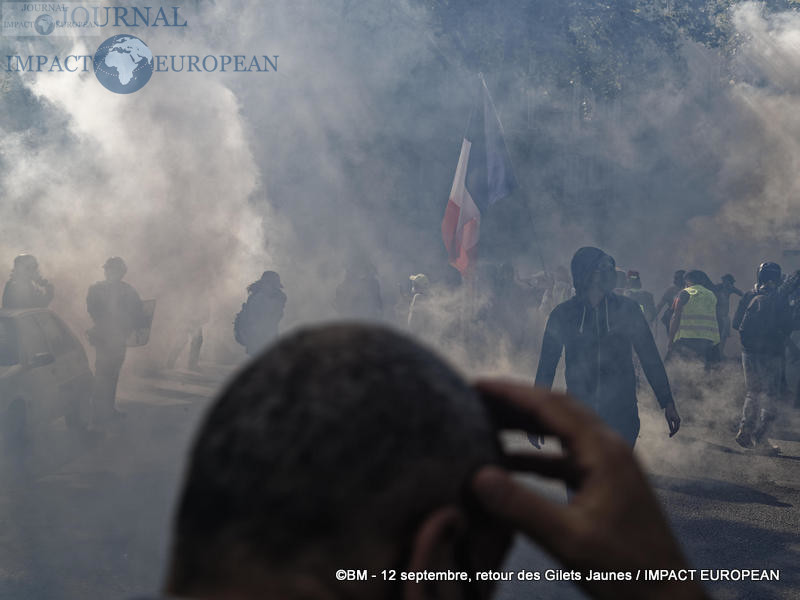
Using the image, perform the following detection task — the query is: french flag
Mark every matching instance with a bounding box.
[441,77,517,277]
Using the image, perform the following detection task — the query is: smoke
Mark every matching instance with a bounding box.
[0,15,285,367]
[684,3,800,267]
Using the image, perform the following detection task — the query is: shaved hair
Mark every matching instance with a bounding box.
[167,323,499,594]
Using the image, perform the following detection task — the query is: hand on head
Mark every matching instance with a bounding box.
[471,380,708,600]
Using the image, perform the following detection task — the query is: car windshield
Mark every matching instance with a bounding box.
[0,318,19,366]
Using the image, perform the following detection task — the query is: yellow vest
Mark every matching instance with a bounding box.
[676,285,719,344]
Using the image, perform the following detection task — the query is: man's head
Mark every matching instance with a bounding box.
[721,274,735,286]
[673,270,686,287]
[12,254,39,278]
[259,270,282,288]
[684,270,713,290]
[166,324,507,600]
[409,273,430,295]
[570,247,616,297]
[757,262,781,288]
[103,256,127,282]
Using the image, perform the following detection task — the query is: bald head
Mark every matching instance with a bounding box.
[167,323,500,597]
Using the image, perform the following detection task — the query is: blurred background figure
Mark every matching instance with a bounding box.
[2,253,55,309]
[484,262,531,354]
[334,255,383,321]
[656,269,686,338]
[734,263,798,454]
[407,273,433,338]
[667,269,720,368]
[716,273,743,357]
[392,278,413,327]
[234,270,287,357]
[538,265,572,316]
[625,270,657,324]
[87,256,145,422]
[166,298,210,372]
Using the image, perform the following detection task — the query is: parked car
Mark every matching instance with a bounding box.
[0,308,93,452]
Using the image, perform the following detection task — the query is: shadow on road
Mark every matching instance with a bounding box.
[674,516,799,600]
[651,475,792,507]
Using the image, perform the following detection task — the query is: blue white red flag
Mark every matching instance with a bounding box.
[441,77,517,276]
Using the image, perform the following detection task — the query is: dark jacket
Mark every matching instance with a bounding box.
[234,281,287,356]
[732,290,757,332]
[86,280,144,347]
[535,248,674,442]
[736,288,793,356]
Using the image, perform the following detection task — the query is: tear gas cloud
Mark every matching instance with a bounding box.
[3,1,798,365]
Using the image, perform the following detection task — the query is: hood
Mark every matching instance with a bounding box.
[570,247,615,296]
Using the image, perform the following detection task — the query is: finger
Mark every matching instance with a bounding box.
[479,383,558,436]
[475,379,605,453]
[471,466,572,554]
[501,453,581,488]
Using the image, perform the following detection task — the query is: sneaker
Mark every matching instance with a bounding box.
[754,439,781,456]
[735,428,753,449]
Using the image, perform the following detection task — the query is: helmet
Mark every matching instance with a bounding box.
[103,256,127,274]
[757,262,781,286]
[13,254,38,270]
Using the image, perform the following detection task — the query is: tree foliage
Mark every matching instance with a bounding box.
[414,0,800,98]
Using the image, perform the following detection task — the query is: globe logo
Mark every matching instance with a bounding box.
[94,35,154,94]
[34,14,55,36]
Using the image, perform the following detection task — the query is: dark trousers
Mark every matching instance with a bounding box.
[93,343,127,420]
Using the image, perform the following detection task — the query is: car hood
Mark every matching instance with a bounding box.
[0,364,24,380]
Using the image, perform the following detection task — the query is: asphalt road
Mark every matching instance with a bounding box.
[0,362,797,600]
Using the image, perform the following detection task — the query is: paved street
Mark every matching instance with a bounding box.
[0,361,797,599]
[497,360,800,600]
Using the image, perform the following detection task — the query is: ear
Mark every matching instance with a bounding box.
[403,506,467,600]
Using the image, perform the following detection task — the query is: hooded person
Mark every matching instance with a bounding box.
[534,247,681,447]
[234,271,287,356]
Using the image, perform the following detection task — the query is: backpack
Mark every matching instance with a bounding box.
[739,291,785,351]
[233,302,248,346]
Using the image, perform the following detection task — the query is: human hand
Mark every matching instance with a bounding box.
[472,380,708,600]
[664,403,681,437]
